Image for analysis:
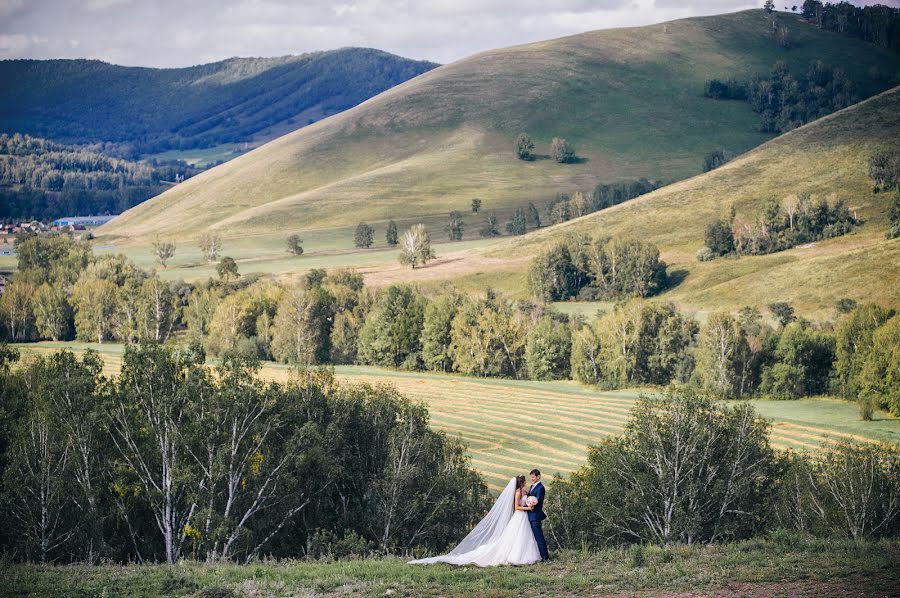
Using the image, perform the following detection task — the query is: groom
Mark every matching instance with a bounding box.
[528,469,550,561]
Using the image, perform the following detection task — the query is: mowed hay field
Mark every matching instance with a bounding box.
[14,343,899,494]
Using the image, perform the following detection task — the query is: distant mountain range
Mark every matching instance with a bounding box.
[0,48,438,157]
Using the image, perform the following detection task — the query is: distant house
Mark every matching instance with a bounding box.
[52,215,116,227]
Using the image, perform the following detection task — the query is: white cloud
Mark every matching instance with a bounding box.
[84,0,131,10]
[0,33,47,56]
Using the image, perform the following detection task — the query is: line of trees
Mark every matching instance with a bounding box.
[3,235,898,416]
[0,345,489,563]
[352,178,659,248]
[800,0,900,52]
[699,194,858,260]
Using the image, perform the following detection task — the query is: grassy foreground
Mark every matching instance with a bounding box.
[2,537,898,597]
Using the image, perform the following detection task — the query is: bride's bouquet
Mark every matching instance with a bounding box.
[525,495,538,507]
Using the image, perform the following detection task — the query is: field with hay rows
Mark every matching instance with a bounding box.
[14,343,898,494]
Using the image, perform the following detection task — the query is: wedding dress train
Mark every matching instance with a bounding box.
[409,478,542,567]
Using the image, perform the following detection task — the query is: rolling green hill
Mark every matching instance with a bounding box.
[455,85,900,318]
[0,49,437,155]
[99,10,899,244]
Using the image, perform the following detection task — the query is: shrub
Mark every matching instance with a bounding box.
[702,149,734,172]
[549,390,779,547]
[696,246,715,262]
[354,222,375,248]
[515,133,534,160]
[550,137,575,163]
[776,443,900,540]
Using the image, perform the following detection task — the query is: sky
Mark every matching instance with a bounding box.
[1,0,896,68]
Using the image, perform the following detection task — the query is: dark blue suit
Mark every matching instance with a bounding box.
[527,482,549,560]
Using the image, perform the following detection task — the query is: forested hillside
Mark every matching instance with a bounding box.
[0,134,200,220]
[0,49,437,155]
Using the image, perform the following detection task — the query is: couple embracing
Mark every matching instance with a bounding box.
[410,469,550,567]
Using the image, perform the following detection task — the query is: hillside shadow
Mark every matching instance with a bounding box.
[528,154,589,164]
[419,256,463,269]
[667,269,689,290]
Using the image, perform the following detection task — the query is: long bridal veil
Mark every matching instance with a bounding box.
[409,477,517,564]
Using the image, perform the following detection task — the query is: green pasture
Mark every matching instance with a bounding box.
[94,235,505,283]
[13,342,898,495]
[142,144,245,168]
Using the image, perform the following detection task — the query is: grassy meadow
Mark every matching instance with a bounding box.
[455,85,900,317]
[2,538,899,597]
[13,342,898,494]
[76,84,900,320]
[99,10,900,243]
[143,144,245,168]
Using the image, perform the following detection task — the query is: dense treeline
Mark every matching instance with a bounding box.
[800,1,900,52]
[0,50,437,155]
[550,390,900,550]
[699,194,858,260]
[0,134,200,220]
[705,60,863,134]
[541,179,662,227]
[4,235,899,417]
[0,345,488,563]
[528,235,668,301]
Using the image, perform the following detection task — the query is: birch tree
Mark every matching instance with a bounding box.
[183,357,315,562]
[109,344,201,563]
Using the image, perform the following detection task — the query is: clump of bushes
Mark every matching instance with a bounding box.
[550,389,900,550]
[698,194,858,260]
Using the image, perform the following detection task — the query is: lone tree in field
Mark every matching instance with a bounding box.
[355,222,375,248]
[479,212,501,237]
[446,211,465,241]
[888,190,900,239]
[702,148,734,172]
[506,207,527,235]
[386,220,399,246]
[526,202,541,228]
[399,224,435,269]
[515,133,534,161]
[216,257,239,282]
[286,234,304,256]
[152,236,176,268]
[768,302,795,328]
[868,150,900,192]
[198,232,222,263]
[471,198,482,213]
[550,137,575,164]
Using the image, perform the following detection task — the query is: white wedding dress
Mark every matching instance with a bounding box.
[409,477,542,567]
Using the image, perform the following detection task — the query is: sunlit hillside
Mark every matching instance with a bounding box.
[100,9,900,245]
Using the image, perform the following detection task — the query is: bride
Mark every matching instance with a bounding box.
[409,475,542,566]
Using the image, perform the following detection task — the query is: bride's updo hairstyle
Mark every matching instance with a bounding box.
[515,475,526,489]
